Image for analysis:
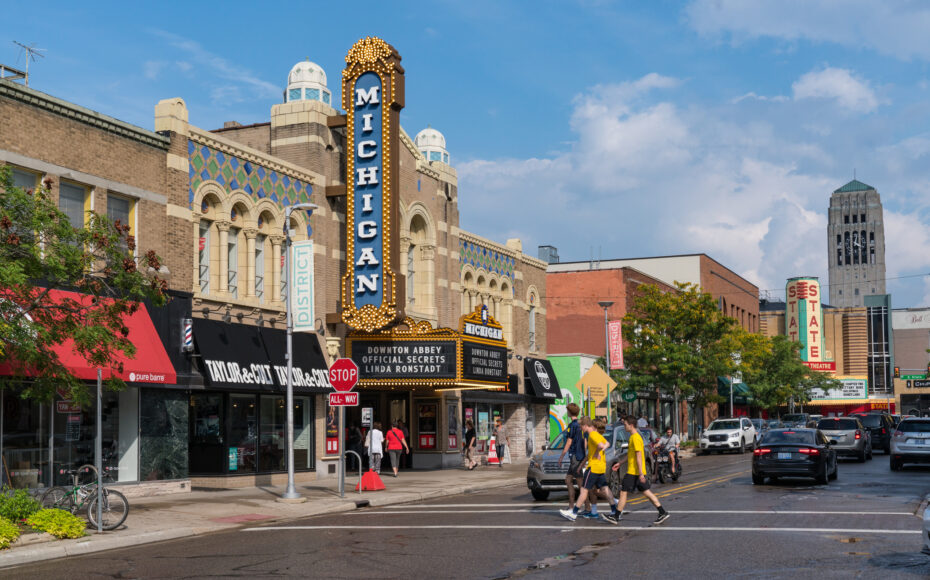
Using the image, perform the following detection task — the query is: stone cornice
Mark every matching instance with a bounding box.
[189,126,320,185]
[0,80,170,150]
[459,229,548,271]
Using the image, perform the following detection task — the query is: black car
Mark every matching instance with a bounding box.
[850,413,895,453]
[752,428,838,485]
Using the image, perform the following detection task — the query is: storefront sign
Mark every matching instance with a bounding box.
[362,407,373,427]
[608,320,624,369]
[341,37,405,332]
[810,378,867,400]
[352,340,456,378]
[463,321,503,341]
[803,361,837,372]
[65,414,81,442]
[524,358,564,400]
[786,277,827,367]
[228,447,238,471]
[326,407,339,455]
[202,359,329,390]
[462,342,507,382]
[913,379,930,389]
[291,240,315,333]
[56,401,81,414]
[418,403,437,450]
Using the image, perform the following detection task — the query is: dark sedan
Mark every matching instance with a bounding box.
[850,413,895,454]
[752,428,838,485]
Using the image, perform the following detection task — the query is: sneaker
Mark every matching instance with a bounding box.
[654,511,670,525]
[559,508,577,522]
[580,511,599,519]
[601,512,621,525]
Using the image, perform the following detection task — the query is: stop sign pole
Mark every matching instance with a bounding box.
[329,359,359,497]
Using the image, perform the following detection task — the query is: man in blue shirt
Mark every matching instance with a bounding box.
[557,403,586,512]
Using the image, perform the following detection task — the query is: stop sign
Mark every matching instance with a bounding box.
[329,358,359,392]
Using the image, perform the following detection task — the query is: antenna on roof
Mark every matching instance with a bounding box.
[853,168,856,180]
[12,41,45,87]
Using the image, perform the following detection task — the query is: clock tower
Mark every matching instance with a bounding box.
[827,180,886,308]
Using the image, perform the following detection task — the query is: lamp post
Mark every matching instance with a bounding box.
[598,300,614,422]
[281,202,318,501]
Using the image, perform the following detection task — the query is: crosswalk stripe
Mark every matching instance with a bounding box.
[244,525,920,534]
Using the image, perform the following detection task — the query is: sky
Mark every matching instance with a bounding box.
[4,0,930,307]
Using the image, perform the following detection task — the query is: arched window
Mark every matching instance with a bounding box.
[407,213,432,312]
[462,271,475,315]
[500,281,513,345]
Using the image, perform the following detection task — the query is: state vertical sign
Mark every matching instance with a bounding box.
[786,277,824,364]
[341,37,405,332]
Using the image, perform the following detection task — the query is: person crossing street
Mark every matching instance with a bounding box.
[559,417,622,525]
[611,415,670,525]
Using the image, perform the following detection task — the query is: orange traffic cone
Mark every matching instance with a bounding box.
[356,469,386,491]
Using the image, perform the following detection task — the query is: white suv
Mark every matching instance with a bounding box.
[700,417,757,454]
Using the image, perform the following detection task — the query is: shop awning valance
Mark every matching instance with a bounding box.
[524,358,563,400]
[192,318,330,393]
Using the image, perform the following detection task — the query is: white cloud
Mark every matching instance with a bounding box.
[685,0,930,62]
[792,68,880,113]
[144,61,165,80]
[731,92,788,104]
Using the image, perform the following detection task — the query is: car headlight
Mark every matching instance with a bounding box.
[729,432,740,438]
[529,459,541,470]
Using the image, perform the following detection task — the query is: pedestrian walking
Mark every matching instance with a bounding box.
[385,421,410,478]
[493,418,509,468]
[463,419,477,470]
[366,422,384,474]
[637,415,648,429]
[557,403,586,511]
[559,417,621,524]
[611,414,670,525]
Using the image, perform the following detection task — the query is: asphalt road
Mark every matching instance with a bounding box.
[8,451,930,579]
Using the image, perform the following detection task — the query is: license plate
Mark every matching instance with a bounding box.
[778,452,792,460]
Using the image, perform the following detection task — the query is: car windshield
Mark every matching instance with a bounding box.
[898,420,930,433]
[709,420,740,430]
[548,426,622,450]
[853,414,882,428]
[818,419,858,430]
[761,430,816,445]
[548,431,568,450]
[751,419,763,427]
[766,420,783,428]
[782,414,807,423]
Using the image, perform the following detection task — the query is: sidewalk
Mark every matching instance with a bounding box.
[0,462,527,569]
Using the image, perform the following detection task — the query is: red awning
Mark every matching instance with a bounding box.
[0,289,176,384]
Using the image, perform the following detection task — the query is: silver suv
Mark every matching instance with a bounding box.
[816,417,872,461]
[889,417,930,471]
[526,423,654,501]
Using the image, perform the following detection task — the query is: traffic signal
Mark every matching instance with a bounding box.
[894,366,900,378]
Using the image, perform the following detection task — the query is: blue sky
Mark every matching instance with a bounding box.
[5,1,930,307]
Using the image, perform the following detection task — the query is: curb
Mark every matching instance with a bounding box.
[0,476,525,569]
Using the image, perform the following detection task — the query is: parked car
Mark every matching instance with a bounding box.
[699,417,757,454]
[752,428,838,485]
[765,419,786,431]
[750,418,765,439]
[889,417,930,471]
[850,413,895,454]
[924,499,930,555]
[816,417,872,462]
[781,413,811,428]
[526,423,653,501]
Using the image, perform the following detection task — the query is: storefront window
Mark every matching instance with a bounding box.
[259,395,286,472]
[417,402,437,450]
[190,393,225,475]
[2,394,47,489]
[293,397,312,470]
[140,389,189,481]
[229,394,257,474]
[50,391,120,486]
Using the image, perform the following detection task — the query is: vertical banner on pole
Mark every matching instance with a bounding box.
[291,240,315,333]
[608,320,624,370]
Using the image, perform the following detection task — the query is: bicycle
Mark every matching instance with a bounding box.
[39,464,129,531]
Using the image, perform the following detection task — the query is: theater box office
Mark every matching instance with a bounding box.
[187,318,330,482]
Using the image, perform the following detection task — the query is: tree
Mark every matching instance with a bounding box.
[734,330,840,414]
[619,282,738,428]
[0,166,168,403]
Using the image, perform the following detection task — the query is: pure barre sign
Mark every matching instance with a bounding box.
[341,37,405,332]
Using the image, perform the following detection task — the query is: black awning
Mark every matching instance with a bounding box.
[523,358,563,400]
[193,318,330,393]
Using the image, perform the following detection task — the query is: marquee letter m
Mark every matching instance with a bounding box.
[356,86,380,107]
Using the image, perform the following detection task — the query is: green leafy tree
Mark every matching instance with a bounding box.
[0,166,168,403]
[619,282,738,425]
[734,330,840,414]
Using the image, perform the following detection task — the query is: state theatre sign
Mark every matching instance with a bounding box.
[341,37,405,332]
[786,277,836,373]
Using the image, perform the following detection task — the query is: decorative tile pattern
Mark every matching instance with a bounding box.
[460,240,515,280]
[188,141,313,209]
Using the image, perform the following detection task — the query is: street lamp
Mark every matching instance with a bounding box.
[598,300,614,422]
[281,202,318,502]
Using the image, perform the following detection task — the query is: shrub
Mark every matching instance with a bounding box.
[26,509,86,539]
[0,488,42,521]
[0,517,20,549]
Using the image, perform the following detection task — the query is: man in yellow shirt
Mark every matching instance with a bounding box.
[559,417,621,524]
[611,414,670,524]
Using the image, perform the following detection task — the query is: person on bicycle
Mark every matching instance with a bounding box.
[658,427,680,475]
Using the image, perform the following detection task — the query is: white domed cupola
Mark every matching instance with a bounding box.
[415,126,449,164]
[285,59,332,106]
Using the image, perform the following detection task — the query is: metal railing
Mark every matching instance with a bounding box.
[343,451,363,497]
[228,270,238,298]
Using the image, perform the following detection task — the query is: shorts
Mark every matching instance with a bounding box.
[582,470,608,490]
[621,472,651,493]
[567,457,584,478]
[388,449,402,467]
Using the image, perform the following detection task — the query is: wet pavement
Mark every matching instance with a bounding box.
[7,451,929,578]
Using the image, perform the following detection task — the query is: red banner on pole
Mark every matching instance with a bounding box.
[608,320,624,370]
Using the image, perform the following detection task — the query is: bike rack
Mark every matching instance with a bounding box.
[343,451,363,496]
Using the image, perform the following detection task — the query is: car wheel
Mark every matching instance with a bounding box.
[890,457,902,471]
[531,489,550,501]
[829,464,838,480]
[752,473,764,485]
[884,442,891,455]
[867,446,873,460]
[857,449,866,463]
[739,439,746,454]
[816,469,829,485]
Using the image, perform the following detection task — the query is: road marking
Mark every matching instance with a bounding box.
[633,510,916,516]
[244,525,920,534]
[363,509,915,516]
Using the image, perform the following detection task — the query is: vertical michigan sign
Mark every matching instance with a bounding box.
[786,277,823,363]
[341,37,405,332]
